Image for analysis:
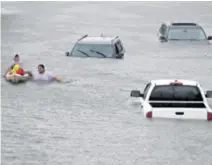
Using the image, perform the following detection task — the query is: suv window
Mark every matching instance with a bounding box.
[159,24,167,35]
[149,85,203,101]
[71,43,114,58]
[143,83,151,99]
[115,40,124,54]
[167,26,207,40]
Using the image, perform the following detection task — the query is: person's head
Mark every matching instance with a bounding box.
[38,64,45,74]
[13,54,20,62]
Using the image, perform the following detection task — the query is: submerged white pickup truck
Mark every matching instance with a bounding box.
[130,79,212,120]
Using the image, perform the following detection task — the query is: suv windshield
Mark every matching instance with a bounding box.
[167,26,207,40]
[149,85,203,101]
[71,43,114,58]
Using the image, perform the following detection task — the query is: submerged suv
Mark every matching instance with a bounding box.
[65,34,125,59]
[157,22,212,42]
[130,79,212,120]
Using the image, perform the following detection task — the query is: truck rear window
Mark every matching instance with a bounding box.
[149,85,203,101]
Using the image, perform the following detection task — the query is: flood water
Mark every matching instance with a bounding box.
[1,2,212,165]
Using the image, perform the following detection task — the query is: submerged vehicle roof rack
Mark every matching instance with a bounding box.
[111,36,119,43]
[171,23,197,26]
[78,34,88,41]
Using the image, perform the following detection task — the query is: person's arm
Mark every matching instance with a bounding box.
[54,75,62,82]
[3,64,14,77]
[24,71,33,77]
[48,72,61,82]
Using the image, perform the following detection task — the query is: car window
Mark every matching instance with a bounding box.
[167,27,207,40]
[159,24,167,35]
[149,85,203,101]
[149,86,173,101]
[71,43,114,58]
[115,41,124,54]
[143,83,151,99]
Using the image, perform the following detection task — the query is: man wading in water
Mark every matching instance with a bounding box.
[26,64,61,82]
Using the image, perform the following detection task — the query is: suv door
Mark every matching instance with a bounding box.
[114,40,125,58]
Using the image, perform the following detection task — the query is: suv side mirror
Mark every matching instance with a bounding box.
[159,36,166,41]
[65,52,70,56]
[130,90,144,97]
[205,90,212,98]
[207,36,212,40]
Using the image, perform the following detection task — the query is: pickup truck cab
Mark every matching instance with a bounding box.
[130,79,212,120]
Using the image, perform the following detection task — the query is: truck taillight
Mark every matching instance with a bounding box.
[146,111,152,118]
[207,112,212,120]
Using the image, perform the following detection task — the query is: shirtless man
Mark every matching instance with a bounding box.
[26,64,61,82]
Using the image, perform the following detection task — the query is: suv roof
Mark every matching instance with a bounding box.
[151,79,198,86]
[77,34,120,45]
[164,22,200,27]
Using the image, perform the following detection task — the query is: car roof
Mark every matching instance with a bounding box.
[164,22,201,27]
[151,79,198,86]
[77,35,119,44]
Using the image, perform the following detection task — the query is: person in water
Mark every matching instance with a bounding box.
[26,64,61,82]
[12,54,23,66]
[4,54,23,77]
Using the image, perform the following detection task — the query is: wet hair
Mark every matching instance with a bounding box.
[14,54,19,58]
[38,64,45,69]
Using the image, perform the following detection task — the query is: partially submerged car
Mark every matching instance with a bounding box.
[157,22,212,43]
[130,79,212,120]
[65,34,125,59]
